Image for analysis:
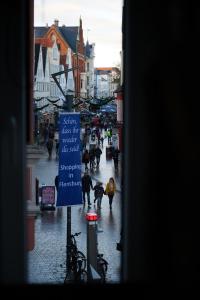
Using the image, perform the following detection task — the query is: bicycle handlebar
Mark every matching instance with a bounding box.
[71,232,81,238]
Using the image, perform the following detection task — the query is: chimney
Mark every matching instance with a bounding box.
[54,19,59,27]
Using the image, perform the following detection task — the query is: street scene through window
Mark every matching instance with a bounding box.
[27,0,123,284]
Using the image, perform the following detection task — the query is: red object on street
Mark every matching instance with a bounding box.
[85,212,98,221]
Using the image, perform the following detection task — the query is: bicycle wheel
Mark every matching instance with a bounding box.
[76,251,87,270]
[75,269,88,283]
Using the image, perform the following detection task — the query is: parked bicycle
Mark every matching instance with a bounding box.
[64,232,87,283]
[97,253,108,283]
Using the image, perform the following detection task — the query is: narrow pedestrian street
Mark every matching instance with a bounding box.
[27,135,122,284]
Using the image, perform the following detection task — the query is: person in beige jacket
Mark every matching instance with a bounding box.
[105,177,116,210]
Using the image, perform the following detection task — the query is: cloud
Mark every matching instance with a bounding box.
[34,0,122,66]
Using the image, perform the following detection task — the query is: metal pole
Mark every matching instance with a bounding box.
[66,94,73,274]
[87,220,98,272]
[51,62,79,277]
[86,213,101,282]
[67,206,71,272]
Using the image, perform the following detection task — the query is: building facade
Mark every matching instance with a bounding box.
[94,67,120,98]
[34,18,96,99]
[85,41,95,98]
[34,18,95,125]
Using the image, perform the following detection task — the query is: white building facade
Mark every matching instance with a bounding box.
[94,68,112,98]
[34,41,76,121]
[85,42,95,98]
[94,67,121,99]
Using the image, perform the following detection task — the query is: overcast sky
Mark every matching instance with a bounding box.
[34,0,122,67]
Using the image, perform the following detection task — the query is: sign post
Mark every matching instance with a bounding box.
[52,67,80,278]
[56,112,82,275]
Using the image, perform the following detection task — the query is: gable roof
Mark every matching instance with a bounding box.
[35,27,49,38]
[58,26,78,53]
[34,25,80,53]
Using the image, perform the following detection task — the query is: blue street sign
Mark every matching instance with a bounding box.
[56,112,82,206]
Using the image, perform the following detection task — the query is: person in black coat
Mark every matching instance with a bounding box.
[94,145,102,167]
[112,148,120,170]
[93,182,104,209]
[81,170,93,206]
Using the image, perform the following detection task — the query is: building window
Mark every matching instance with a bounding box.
[87,62,89,72]
[81,79,83,89]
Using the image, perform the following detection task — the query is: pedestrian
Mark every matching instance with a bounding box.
[89,147,96,169]
[100,135,104,147]
[105,177,116,210]
[82,133,87,150]
[94,145,102,167]
[93,182,104,209]
[107,129,112,145]
[48,124,55,139]
[112,147,120,170]
[46,138,53,159]
[97,130,101,145]
[82,149,90,171]
[104,121,107,131]
[81,170,93,206]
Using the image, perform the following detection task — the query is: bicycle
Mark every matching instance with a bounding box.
[64,232,87,283]
[97,253,108,283]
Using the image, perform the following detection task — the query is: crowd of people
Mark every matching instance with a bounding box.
[55,121,120,210]
[43,116,120,210]
[81,171,116,210]
[80,122,119,210]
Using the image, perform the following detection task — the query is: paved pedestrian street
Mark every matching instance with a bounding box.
[27,138,122,284]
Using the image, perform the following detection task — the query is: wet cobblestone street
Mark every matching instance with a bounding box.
[28,137,122,284]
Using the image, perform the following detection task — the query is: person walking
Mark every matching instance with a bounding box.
[105,177,116,210]
[82,149,90,171]
[94,145,102,167]
[82,133,87,151]
[93,181,104,209]
[81,170,93,206]
[89,147,96,169]
[108,129,112,145]
[46,138,53,159]
[100,135,104,147]
[112,147,120,170]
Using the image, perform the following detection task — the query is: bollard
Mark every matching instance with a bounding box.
[26,215,35,251]
[86,212,101,282]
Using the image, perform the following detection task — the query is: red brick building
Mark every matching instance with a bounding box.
[35,18,86,97]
